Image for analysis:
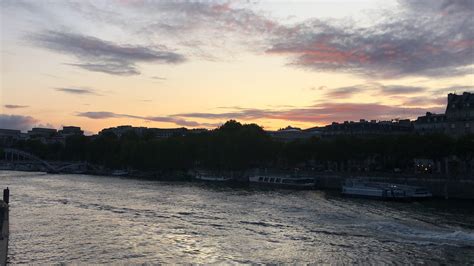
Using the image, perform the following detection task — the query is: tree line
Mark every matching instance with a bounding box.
[3,120,474,172]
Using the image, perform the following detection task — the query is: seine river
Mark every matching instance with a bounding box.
[1,171,473,264]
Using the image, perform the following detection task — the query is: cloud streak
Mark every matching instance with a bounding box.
[4,104,29,109]
[151,76,167,80]
[30,31,186,75]
[55,87,100,95]
[77,111,219,128]
[174,102,443,125]
[323,83,429,99]
[396,96,446,107]
[325,86,364,98]
[380,85,427,95]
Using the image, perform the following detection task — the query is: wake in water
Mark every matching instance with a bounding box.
[359,221,474,247]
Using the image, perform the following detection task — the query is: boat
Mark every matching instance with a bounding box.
[342,179,432,200]
[390,184,433,199]
[195,175,232,182]
[248,175,316,189]
[194,171,232,182]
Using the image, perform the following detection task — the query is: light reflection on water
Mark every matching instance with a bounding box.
[1,171,473,264]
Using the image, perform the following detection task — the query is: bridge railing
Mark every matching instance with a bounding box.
[3,148,57,172]
[3,148,96,173]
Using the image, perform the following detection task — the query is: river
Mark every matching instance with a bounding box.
[1,171,473,264]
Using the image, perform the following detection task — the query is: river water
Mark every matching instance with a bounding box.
[1,171,473,264]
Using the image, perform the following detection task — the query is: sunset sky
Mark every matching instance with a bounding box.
[1,0,473,134]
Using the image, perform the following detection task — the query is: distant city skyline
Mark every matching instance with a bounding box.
[1,0,473,133]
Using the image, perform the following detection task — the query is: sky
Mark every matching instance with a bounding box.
[1,0,473,134]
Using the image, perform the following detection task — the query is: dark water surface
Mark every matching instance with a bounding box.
[1,171,473,264]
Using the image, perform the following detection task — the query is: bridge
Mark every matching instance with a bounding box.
[2,148,94,173]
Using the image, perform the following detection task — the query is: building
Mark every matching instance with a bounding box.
[322,119,413,137]
[27,128,57,138]
[26,128,68,145]
[99,126,147,138]
[0,129,22,146]
[149,128,189,138]
[414,112,447,134]
[445,92,474,136]
[188,128,208,134]
[267,126,321,142]
[99,126,193,139]
[445,92,474,120]
[58,126,84,137]
[415,92,474,137]
[0,127,66,146]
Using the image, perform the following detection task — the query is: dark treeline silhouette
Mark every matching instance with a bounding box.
[3,120,474,174]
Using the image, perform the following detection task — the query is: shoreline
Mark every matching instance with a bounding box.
[1,163,473,199]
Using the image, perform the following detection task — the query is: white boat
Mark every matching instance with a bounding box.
[195,174,232,182]
[391,184,433,199]
[249,175,316,189]
[193,170,232,182]
[342,179,432,200]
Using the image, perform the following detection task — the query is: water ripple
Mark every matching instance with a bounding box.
[1,171,473,264]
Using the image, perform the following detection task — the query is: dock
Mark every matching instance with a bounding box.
[0,188,9,265]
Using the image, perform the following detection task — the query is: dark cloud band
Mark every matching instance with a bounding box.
[4,104,29,109]
[77,111,219,128]
[55,87,99,95]
[267,0,474,78]
[174,102,444,125]
[30,31,186,76]
[0,114,38,131]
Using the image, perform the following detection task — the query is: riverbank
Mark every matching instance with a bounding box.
[1,162,473,199]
